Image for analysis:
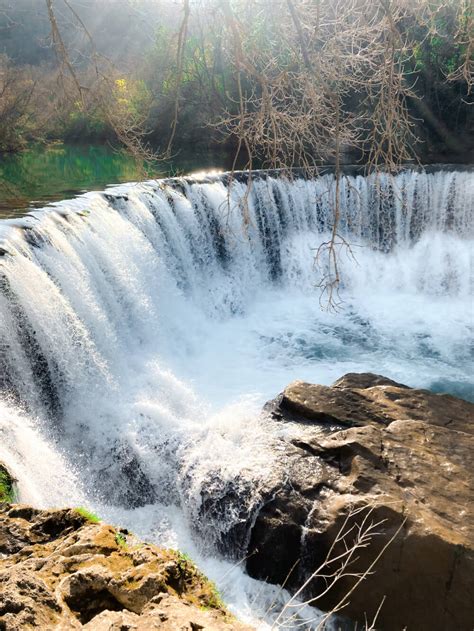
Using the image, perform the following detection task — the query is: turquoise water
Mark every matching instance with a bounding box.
[0,144,229,218]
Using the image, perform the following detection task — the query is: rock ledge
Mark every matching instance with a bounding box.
[0,503,250,630]
[247,373,474,631]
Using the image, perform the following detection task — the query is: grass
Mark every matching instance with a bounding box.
[74,506,101,523]
[0,465,15,503]
[175,550,194,570]
[172,549,226,612]
[115,531,127,548]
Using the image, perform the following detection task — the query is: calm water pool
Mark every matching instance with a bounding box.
[0,144,230,218]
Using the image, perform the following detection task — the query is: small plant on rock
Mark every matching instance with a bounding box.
[74,506,101,523]
[115,531,128,548]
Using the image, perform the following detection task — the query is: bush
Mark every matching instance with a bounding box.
[0,464,15,503]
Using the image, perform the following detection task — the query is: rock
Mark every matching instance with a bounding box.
[278,375,473,431]
[246,373,474,631]
[0,505,250,630]
[101,442,157,508]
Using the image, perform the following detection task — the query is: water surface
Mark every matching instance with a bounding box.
[0,143,229,218]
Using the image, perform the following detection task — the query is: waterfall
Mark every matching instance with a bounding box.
[0,167,472,627]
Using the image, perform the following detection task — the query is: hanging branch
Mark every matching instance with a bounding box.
[165,0,191,157]
[44,0,157,169]
[45,0,84,103]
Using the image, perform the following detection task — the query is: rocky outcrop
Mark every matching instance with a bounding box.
[0,504,251,630]
[247,373,474,631]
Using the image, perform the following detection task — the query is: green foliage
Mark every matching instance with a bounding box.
[409,3,470,78]
[201,579,225,611]
[115,531,128,548]
[0,465,15,503]
[175,550,194,571]
[74,506,101,523]
[0,0,471,161]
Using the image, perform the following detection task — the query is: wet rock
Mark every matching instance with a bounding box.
[97,442,158,508]
[0,506,85,555]
[0,505,250,630]
[246,373,474,631]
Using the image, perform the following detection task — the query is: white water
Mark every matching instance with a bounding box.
[0,168,472,628]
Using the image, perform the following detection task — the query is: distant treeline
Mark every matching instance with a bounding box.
[0,0,472,165]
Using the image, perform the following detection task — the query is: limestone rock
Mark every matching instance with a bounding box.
[279,374,473,432]
[0,505,250,630]
[247,373,474,631]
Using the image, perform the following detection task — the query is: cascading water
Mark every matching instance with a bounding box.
[0,167,472,628]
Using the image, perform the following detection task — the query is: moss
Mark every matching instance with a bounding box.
[0,464,15,503]
[200,579,226,611]
[170,549,227,612]
[74,507,101,523]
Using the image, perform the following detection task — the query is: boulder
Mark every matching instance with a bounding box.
[246,373,474,631]
[0,505,250,630]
